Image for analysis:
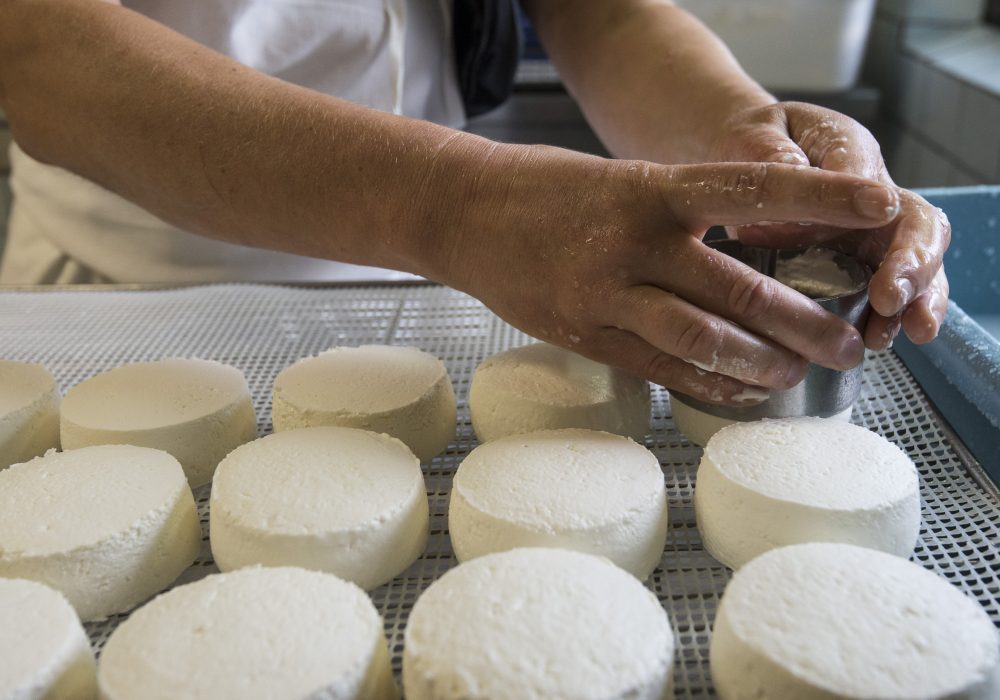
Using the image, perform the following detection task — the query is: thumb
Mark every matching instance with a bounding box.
[729,124,811,166]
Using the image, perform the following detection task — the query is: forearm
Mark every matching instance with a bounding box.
[524,0,775,164]
[0,0,497,282]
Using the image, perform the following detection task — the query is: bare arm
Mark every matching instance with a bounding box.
[522,0,775,164]
[0,0,486,281]
[0,0,901,403]
[525,0,950,347]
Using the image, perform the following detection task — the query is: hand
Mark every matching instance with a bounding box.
[441,142,900,405]
[710,101,950,349]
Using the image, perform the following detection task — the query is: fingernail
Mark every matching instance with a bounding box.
[894,278,914,310]
[836,331,865,369]
[854,186,899,220]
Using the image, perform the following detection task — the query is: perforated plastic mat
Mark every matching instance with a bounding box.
[2,283,998,698]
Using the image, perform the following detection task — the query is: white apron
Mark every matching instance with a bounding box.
[1,0,465,284]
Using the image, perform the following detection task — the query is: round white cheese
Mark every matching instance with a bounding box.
[98,567,398,700]
[0,444,201,621]
[469,343,650,442]
[711,543,1000,699]
[272,345,456,462]
[403,548,674,700]
[0,360,60,470]
[670,393,852,447]
[695,417,920,569]
[210,426,428,590]
[449,429,668,580]
[0,578,97,700]
[60,358,257,487]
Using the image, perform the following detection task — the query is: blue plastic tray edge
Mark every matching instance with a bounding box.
[895,301,1000,487]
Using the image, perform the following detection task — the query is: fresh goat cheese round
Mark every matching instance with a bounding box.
[272,345,456,462]
[670,393,852,447]
[449,429,667,580]
[403,548,674,700]
[98,567,398,700]
[695,417,920,569]
[61,358,257,487]
[469,343,650,442]
[210,427,428,590]
[0,445,201,621]
[0,360,60,470]
[711,543,1000,699]
[0,578,97,700]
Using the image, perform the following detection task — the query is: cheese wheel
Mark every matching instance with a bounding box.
[210,427,428,590]
[695,417,920,569]
[0,360,60,470]
[449,429,667,580]
[98,567,398,700]
[469,343,650,442]
[272,345,456,462]
[0,578,97,700]
[403,548,674,700]
[711,543,1000,699]
[0,445,201,621]
[670,393,852,446]
[61,358,257,487]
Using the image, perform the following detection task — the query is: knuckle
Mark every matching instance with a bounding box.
[708,163,769,207]
[674,316,725,363]
[727,271,775,321]
[642,352,678,383]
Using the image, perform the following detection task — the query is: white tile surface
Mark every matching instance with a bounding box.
[897,0,985,23]
[948,167,984,186]
[913,142,955,186]
[907,25,1000,95]
[954,85,1000,180]
[896,55,931,126]
[888,129,925,186]
[921,67,963,147]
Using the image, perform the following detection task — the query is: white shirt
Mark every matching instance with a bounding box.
[2,0,465,284]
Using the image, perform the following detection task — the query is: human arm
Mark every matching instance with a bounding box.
[523,0,949,348]
[0,0,898,404]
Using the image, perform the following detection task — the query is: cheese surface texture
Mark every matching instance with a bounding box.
[0,444,201,621]
[211,426,428,590]
[98,567,398,700]
[272,345,456,461]
[0,360,60,470]
[670,393,852,446]
[403,548,674,700]
[449,429,667,579]
[695,417,920,569]
[469,343,650,442]
[60,358,256,486]
[0,578,97,700]
[711,543,1000,699]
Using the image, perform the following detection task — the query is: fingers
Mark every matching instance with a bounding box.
[663,162,899,231]
[785,103,888,182]
[609,285,808,389]
[738,121,811,166]
[864,267,948,349]
[901,267,949,344]
[586,327,771,407]
[867,192,950,317]
[642,239,866,371]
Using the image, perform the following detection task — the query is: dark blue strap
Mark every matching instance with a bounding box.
[452,0,523,118]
